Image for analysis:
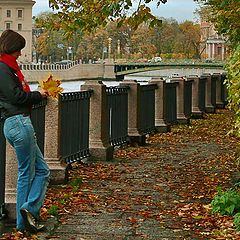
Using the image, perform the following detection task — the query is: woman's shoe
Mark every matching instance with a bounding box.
[20,208,45,233]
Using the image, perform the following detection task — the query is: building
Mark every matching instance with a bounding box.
[0,0,35,63]
[200,20,228,61]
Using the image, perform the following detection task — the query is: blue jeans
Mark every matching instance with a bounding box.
[4,114,50,230]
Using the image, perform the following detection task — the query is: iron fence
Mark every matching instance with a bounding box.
[221,72,228,105]
[164,81,178,124]
[199,76,207,112]
[0,108,6,219]
[59,91,92,164]
[31,99,47,153]
[106,86,129,146]
[139,84,157,134]
[184,80,193,118]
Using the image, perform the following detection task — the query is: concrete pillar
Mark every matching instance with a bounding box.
[44,99,67,184]
[149,77,169,132]
[187,75,203,118]
[173,77,189,124]
[103,61,116,80]
[81,81,113,160]
[203,73,215,113]
[119,80,145,145]
[5,143,17,221]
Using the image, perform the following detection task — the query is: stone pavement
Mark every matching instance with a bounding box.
[37,110,238,240]
[1,110,239,240]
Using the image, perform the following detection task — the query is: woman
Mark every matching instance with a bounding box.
[0,29,50,233]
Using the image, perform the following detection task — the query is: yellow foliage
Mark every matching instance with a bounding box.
[39,75,63,99]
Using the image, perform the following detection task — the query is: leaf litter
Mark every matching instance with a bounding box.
[1,109,240,239]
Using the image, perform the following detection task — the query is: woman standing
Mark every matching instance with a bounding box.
[0,29,50,233]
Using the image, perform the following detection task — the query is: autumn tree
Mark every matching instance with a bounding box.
[150,18,184,59]
[130,23,157,59]
[178,21,201,59]
[34,12,83,62]
[48,0,168,35]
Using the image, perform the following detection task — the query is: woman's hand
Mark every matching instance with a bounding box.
[39,89,49,98]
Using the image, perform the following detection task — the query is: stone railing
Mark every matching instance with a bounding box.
[1,71,227,221]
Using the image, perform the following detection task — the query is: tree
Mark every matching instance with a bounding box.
[178,21,201,59]
[130,24,157,59]
[34,12,84,62]
[48,0,168,34]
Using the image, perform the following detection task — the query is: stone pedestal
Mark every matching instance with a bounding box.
[81,81,113,161]
[103,60,116,80]
[44,99,67,184]
[188,75,204,118]
[174,77,190,124]
[5,143,17,221]
[120,80,146,145]
[149,78,169,132]
[203,73,215,113]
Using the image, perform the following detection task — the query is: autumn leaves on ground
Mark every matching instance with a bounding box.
[2,109,240,239]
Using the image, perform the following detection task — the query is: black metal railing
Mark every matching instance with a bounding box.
[139,84,157,134]
[106,86,129,146]
[221,72,228,105]
[0,108,6,219]
[184,80,193,118]
[211,74,217,108]
[31,99,47,153]
[59,91,92,164]
[199,76,207,112]
[164,81,178,124]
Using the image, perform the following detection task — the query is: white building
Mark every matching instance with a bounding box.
[0,0,35,63]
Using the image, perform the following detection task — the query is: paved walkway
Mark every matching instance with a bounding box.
[1,109,239,239]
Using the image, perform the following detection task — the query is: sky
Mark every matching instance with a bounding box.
[32,0,200,23]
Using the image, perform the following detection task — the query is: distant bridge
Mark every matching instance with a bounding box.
[114,62,225,80]
[21,61,225,83]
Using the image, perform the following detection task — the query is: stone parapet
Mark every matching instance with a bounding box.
[22,63,115,83]
[44,99,67,184]
[149,77,169,132]
[81,81,113,161]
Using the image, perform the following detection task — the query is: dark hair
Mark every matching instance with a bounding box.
[0,29,26,54]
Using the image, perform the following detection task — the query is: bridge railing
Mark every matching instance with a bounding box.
[20,60,82,71]
[59,91,92,164]
[106,86,129,147]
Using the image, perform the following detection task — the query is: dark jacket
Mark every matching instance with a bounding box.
[0,61,43,119]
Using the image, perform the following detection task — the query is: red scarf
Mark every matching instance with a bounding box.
[0,54,30,92]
